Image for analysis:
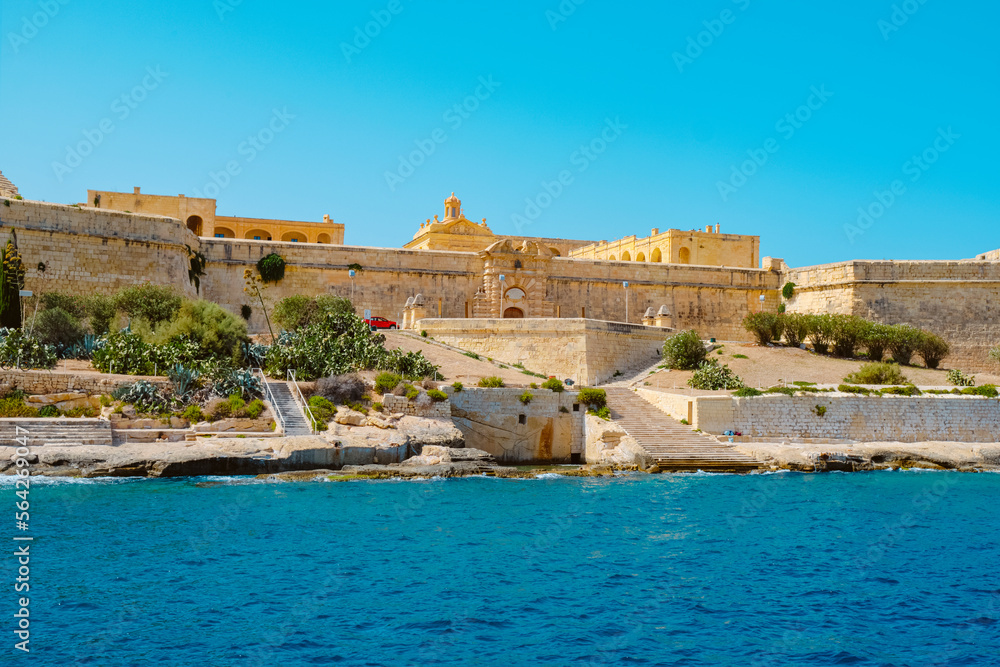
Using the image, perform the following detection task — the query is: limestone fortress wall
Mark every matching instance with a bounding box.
[2,197,998,371]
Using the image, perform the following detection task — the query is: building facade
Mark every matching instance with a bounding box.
[84,187,345,244]
[569,226,760,268]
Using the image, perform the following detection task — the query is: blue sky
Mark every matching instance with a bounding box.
[2,0,997,266]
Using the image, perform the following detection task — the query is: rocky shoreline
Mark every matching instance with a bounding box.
[736,440,1000,473]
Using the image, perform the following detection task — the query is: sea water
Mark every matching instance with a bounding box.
[7,471,1000,665]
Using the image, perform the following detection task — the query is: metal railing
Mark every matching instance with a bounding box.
[287,369,316,434]
[254,367,286,434]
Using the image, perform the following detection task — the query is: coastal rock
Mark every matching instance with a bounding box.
[27,392,101,411]
[334,407,367,426]
[736,441,1000,472]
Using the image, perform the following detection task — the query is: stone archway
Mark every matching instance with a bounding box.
[186,215,203,235]
[678,247,691,264]
[636,252,646,262]
[651,247,662,263]
[503,307,524,319]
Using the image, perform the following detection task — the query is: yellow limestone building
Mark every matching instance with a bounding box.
[84,187,345,244]
[403,193,593,257]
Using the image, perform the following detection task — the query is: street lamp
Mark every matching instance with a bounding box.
[349,269,356,304]
[623,281,629,323]
[758,293,766,313]
[499,274,506,319]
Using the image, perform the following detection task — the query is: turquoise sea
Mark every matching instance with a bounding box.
[9,471,1000,665]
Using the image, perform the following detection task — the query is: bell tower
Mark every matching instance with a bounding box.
[443,192,461,221]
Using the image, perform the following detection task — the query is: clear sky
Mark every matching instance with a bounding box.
[2,0,997,266]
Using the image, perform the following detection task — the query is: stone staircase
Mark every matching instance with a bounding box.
[604,388,759,473]
[0,419,112,447]
[266,381,313,436]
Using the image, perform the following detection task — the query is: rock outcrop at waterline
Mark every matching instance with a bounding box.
[0,417,465,478]
[737,441,1000,472]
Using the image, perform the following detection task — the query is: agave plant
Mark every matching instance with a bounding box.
[167,364,201,402]
[111,380,167,412]
[213,368,262,399]
[241,342,269,368]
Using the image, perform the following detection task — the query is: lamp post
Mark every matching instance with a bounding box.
[499,274,505,319]
[349,269,356,305]
[758,293,765,313]
[623,281,629,323]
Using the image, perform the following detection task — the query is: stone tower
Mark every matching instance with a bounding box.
[0,170,20,198]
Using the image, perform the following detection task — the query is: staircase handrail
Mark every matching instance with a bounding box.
[287,369,316,434]
[254,367,286,434]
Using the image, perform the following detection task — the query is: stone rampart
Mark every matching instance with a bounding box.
[785,260,1000,371]
[420,318,671,385]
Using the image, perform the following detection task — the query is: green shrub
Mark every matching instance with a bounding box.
[541,378,564,393]
[256,253,286,284]
[273,295,354,331]
[529,382,538,389]
[782,282,796,300]
[837,384,873,395]
[662,330,707,369]
[41,292,88,319]
[478,376,505,388]
[246,399,265,419]
[843,362,909,385]
[588,406,611,420]
[733,387,763,397]
[451,381,463,393]
[39,405,60,418]
[961,385,999,398]
[742,312,782,346]
[860,323,893,362]
[947,369,976,387]
[519,391,533,405]
[405,385,420,400]
[99,394,112,407]
[732,353,748,359]
[688,360,744,390]
[427,389,448,402]
[764,386,798,396]
[880,385,922,396]
[887,324,924,366]
[181,404,204,423]
[463,351,480,360]
[801,314,831,354]
[32,307,86,350]
[991,346,1000,367]
[152,300,247,362]
[781,313,810,347]
[421,330,428,338]
[0,398,38,418]
[113,283,182,327]
[92,330,153,375]
[918,333,950,369]
[375,372,402,394]
[813,405,827,416]
[830,314,869,358]
[307,395,336,426]
[576,388,607,409]
[372,401,384,412]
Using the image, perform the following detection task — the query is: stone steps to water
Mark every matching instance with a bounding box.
[266,381,313,436]
[604,388,759,473]
[0,419,112,447]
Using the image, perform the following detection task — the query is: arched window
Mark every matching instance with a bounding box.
[678,247,691,264]
[621,251,631,261]
[651,248,662,263]
[636,252,646,262]
[186,215,203,236]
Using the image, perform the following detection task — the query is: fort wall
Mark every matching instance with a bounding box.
[785,261,1000,370]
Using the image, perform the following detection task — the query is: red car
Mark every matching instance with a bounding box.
[364,316,397,330]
